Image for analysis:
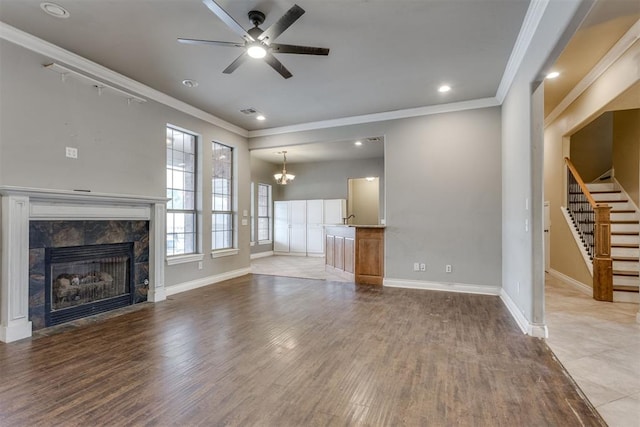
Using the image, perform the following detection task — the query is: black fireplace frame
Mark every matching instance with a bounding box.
[44,242,135,326]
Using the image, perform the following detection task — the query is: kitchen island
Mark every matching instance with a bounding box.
[325,225,385,285]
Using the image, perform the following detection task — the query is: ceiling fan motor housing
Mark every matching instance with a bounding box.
[248,10,266,27]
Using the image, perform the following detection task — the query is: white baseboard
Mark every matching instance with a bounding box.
[165,267,251,296]
[383,278,500,296]
[250,251,273,260]
[383,278,548,337]
[499,289,548,338]
[548,269,591,295]
[273,252,307,257]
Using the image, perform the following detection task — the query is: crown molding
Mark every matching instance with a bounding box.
[495,0,550,103]
[545,18,640,126]
[247,97,500,138]
[0,22,248,137]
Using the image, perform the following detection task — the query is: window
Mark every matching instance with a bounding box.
[166,127,197,256]
[212,142,234,251]
[257,183,272,242]
[250,182,255,244]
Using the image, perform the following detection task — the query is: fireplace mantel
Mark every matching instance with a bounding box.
[0,186,167,342]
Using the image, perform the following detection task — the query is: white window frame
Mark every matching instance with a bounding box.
[166,125,203,264]
[257,183,272,244]
[211,141,236,256]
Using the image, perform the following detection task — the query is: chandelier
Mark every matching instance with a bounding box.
[274,151,295,185]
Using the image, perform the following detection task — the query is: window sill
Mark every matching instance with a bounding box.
[211,248,239,259]
[250,241,256,247]
[166,253,204,266]
[257,240,272,245]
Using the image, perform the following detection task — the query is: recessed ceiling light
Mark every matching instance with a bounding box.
[438,85,451,93]
[182,79,198,88]
[354,141,363,146]
[40,2,70,18]
[546,71,560,79]
[256,114,266,121]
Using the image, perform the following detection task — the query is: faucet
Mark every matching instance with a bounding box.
[343,214,355,224]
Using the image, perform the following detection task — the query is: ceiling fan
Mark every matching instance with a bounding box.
[178,0,330,79]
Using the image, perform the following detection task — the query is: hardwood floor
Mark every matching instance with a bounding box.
[0,274,604,426]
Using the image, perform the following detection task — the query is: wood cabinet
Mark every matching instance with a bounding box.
[325,226,384,285]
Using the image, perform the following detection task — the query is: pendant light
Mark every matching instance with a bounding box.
[274,151,295,185]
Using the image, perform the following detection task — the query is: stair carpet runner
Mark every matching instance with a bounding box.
[587,182,640,296]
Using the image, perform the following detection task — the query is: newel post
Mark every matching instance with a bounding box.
[593,205,613,302]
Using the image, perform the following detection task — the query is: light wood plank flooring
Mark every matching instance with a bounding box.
[0,274,603,426]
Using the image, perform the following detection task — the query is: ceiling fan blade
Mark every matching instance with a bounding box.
[223,52,249,74]
[202,0,254,43]
[178,38,244,48]
[257,4,305,43]
[270,44,329,55]
[264,53,293,79]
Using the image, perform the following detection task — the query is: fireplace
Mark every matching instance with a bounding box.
[45,243,135,326]
[0,187,167,343]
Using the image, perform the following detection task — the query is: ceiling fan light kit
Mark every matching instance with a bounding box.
[178,0,329,79]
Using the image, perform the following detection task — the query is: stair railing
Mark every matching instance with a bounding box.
[564,157,612,301]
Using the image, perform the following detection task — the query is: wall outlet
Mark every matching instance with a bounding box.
[198,261,203,270]
[445,264,452,273]
[65,146,78,159]
[413,262,420,271]
[420,263,426,271]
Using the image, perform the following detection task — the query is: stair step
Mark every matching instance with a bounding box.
[613,270,639,277]
[612,231,639,235]
[611,220,640,224]
[612,210,636,213]
[596,199,629,203]
[589,190,622,194]
[613,256,639,262]
[613,285,639,293]
[612,243,640,248]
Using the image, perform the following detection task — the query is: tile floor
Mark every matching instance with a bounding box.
[251,256,640,426]
[545,274,640,427]
[251,254,350,282]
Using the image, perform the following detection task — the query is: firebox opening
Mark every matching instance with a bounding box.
[45,242,135,326]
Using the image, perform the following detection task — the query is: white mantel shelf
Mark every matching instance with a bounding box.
[0,187,167,343]
[0,185,168,204]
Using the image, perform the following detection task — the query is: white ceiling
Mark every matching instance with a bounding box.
[0,0,530,133]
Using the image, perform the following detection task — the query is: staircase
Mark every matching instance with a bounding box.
[587,182,640,301]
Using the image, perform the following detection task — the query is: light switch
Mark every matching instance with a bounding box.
[241,219,248,226]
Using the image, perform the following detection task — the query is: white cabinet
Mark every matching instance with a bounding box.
[274,200,307,255]
[323,199,347,225]
[306,200,324,256]
[289,200,307,254]
[274,201,290,253]
[274,199,346,256]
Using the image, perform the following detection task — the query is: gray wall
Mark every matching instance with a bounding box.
[570,112,613,182]
[250,107,502,288]
[501,0,586,327]
[279,157,384,207]
[249,156,281,254]
[0,40,251,289]
[612,109,640,207]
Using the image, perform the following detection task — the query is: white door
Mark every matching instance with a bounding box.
[307,200,324,255]
[274,201,290,253]
[289,200,307,254]
[544,201,550,272]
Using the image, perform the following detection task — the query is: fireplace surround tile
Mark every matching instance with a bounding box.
[29,220,150,330]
